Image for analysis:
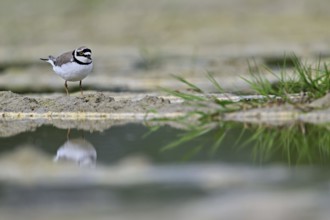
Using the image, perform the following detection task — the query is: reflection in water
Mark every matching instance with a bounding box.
[54,138,97,167]
[1,123,330,220]
[246,123,330,165]
[2,121,330,166]
[161,122,330,165]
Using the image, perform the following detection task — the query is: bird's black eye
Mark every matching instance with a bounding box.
[78,52,84,56]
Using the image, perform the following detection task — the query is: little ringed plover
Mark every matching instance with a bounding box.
[40,46,93,95]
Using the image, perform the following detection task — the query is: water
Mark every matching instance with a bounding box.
[1,121,330,220]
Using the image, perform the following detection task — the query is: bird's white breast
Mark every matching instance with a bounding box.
[53,62,93,81]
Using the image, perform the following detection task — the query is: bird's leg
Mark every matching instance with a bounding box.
[79,80,83,96]
[64,80,69,96]
[66,128,71,140]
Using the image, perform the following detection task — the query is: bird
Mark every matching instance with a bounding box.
[40,46,93,95]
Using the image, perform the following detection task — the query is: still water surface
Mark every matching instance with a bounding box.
[1,122,330,220]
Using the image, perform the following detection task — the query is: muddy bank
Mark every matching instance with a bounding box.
[0,91,171,113]
[2,91,330,137]
[0,90,237,116]
[0,91,188,136]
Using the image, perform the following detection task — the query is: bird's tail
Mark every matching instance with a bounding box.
[40,55,56,61]
[40,55,55,62]
[40,56,56,67]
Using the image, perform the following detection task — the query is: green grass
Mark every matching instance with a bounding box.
[163,73,241,108]
[244,55,330,101]
[163,55,330,118]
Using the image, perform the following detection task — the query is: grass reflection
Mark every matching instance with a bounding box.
[247,123,330,165]
[159,122,330,166]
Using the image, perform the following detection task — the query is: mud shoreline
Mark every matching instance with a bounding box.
[2,90,330,137]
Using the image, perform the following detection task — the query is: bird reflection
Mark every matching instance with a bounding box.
[54,129,97,167]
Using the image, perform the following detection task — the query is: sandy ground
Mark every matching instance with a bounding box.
[0,91,189,136]
[2,90,330,137]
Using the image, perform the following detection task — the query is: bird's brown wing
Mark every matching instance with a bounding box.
[55,51,73,66]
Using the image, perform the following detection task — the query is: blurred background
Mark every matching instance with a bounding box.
[2,1,330,220]
[0,0,330,93]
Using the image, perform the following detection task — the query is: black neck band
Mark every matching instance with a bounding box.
[72,50,92,65]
